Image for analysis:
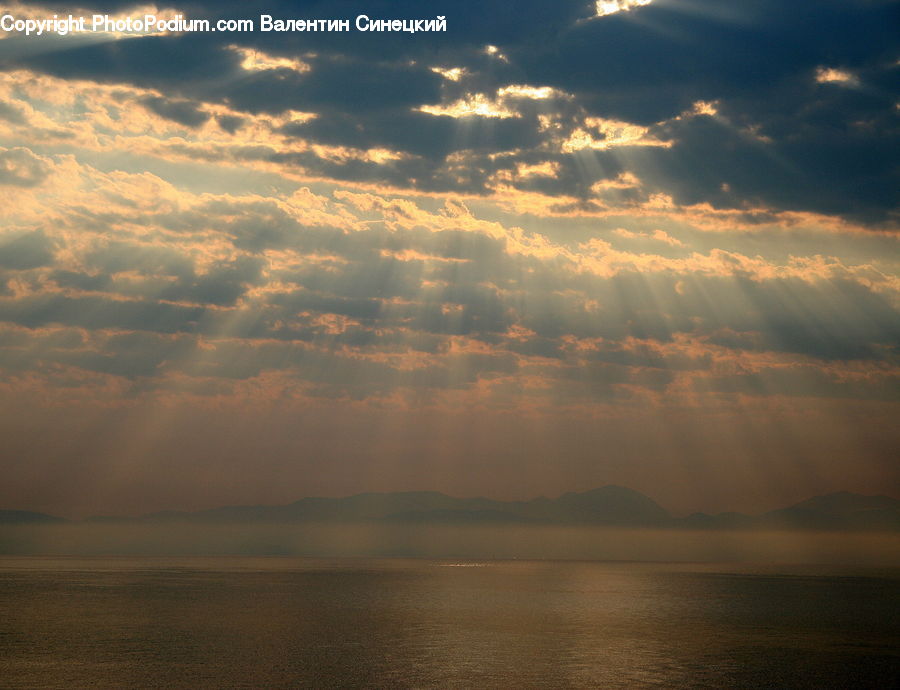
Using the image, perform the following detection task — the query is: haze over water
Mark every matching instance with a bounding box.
[1,557,897,688]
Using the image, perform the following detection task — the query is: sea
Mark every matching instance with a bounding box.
[0,557,897,688]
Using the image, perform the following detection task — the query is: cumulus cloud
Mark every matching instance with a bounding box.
[0,146,51,186]
[3,1,895,223]
[0,149,895,408]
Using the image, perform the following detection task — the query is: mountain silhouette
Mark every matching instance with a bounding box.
[761,491,900,530]
[0,510,66,524]
[102,486,671,526]
[672,492,900,531]
[514,486,671,525]
[9,489,899,531]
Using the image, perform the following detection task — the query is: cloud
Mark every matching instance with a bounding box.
[0,230,54,269]
[0,148,894,409]
[1,1,892,223]
[0,0,898,521]
[0,12,896,404]
[139,95,211,129]
[0,146,51,186]
[0,99,26,124]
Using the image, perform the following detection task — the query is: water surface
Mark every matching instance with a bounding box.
[1,557,897,688]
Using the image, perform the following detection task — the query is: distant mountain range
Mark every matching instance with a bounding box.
[0,510,67,525]
[3,487,899,531]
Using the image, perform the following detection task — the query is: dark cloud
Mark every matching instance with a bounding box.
[162,256,266,307]
[84,241,195,279]
[517,0,899,122]
[10,1,895,220]
[0,231,54,269]
[13,33,241,89]
[226,58,443,114]
[698,365,900,402]
[281,110,542,160]
[639,103,899,223]
[0,294,206,333]
[140,96,211,128]
[50,270,111,292]
[216,114,245,134]
[269,290,382,320]
[696,275,900,361]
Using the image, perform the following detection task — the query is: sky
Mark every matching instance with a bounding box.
[0,0,898,519]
